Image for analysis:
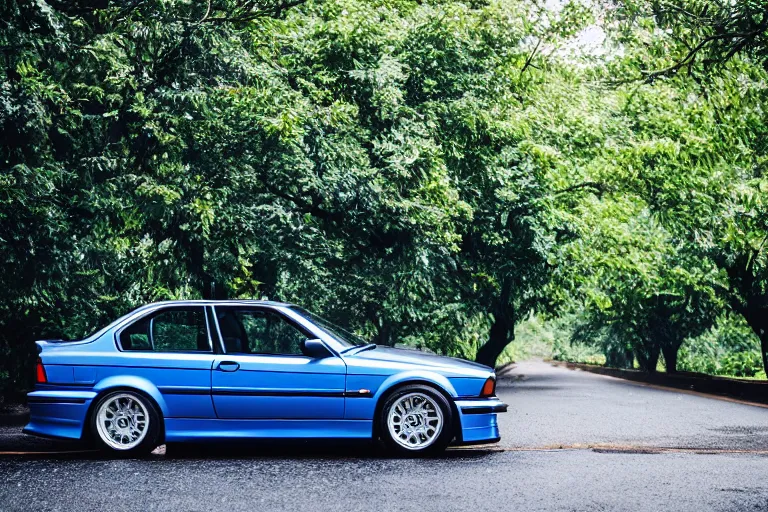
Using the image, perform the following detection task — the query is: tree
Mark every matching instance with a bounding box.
[3,0,578,386]
[557,196,723,372]
[264,0,595,366]
[614,0,768,80]
[600,1,768,373]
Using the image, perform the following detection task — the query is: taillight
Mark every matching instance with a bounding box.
[480,376,496,397]
[35,357,47,384]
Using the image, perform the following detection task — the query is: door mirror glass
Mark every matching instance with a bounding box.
[301,338,332,359]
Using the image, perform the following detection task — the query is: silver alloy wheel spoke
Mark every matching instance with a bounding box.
[96,393,150,451]
[387,392,443,450]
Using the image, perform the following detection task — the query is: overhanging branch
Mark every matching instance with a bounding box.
[551,181,611,197]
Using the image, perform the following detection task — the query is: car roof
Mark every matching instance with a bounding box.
[143,299,295,308]
[96,299,301,340]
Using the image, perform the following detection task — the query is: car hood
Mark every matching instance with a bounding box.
[343,345,492,376]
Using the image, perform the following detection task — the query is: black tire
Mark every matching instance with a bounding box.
[378,384,454,456]
[90,390,162,457]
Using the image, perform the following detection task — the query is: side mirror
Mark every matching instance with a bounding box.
[301,338,333,359]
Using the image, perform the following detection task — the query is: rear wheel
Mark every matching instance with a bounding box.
[90,391,161,456]
[379,385,453,456]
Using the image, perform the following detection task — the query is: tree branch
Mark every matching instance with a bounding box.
[551,181,611,197]
[197,0,212,24]
[520,38,541,76]
[642,30,762,82]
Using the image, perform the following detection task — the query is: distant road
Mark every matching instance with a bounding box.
[498,360,768,452]
[1,360,767,511]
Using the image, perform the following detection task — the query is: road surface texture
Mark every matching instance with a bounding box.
[1,360,767,512]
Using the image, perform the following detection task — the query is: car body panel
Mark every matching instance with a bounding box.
[342,370,458,420]
[97,353,218,418]
[344,345,490,377]
[211,354,346,419]
[24,300,507,447]
[164,419,372,442]
[25,389,98,440]
[453,398,506,443]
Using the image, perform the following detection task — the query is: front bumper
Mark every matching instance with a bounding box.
[453,397,507,445]
[23,389,97,440]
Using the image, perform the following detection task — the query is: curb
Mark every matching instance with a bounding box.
[552,360,768,406]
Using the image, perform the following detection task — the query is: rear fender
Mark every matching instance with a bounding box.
[92,375,169,418]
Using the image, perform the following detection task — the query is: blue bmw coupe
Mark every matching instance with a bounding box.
[25,300,507,456]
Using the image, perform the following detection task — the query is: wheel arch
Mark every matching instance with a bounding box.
[372,374,461,441]
[83,376,168,442]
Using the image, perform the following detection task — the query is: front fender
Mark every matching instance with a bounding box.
[373,370,458,402]
[93,375,170,418]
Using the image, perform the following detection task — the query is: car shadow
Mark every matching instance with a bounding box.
[1,423,500,461]
[162,439,499,460]
[0,434,499,461]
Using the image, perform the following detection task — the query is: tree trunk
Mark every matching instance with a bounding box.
[475,314,514,368]
[374,322,395,346]
[750,324,768,377]
[646,347,660,373]
[661,343,679,374]
[606,345,634,369]
[723,260,768,376]
[475,280,515,369]
[760,332,768,378]
[635,344,660,373]
[742,304,768,376]
[188,239,218,299]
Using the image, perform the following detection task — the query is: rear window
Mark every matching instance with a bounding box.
[119,307,211,352]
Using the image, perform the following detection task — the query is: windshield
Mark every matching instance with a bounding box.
[289,306,368,348]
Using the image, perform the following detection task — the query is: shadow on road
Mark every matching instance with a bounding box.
[0,426,499,461]
[163,440,498,460]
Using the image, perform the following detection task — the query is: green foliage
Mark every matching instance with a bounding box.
[1,0,598,391]
[497,314,559,365]
[613,0,768,80]
[598,2,768,374]
[718,352,764,379]
[677,315,764,378]
[554,192,724,371]
[4,0,768,395]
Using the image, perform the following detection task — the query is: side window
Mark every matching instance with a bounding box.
[120,307,210,352]
[216,308,308,356]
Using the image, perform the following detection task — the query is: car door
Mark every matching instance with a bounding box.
[210,305,346,419]
[114,305,217,418]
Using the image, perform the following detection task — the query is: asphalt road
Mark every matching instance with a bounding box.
[1,360,768,512]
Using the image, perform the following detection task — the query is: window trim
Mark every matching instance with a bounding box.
[205,306,223,354]
[148,316,156,350]
[114,305,214,354]
[210,304,323,358]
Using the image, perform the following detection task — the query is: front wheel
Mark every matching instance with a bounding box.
[379,385,454,456]
[90,391,161,456]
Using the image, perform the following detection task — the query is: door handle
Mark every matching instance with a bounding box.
[217,361,240,372]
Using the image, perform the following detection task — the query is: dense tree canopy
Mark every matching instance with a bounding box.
[588,0,768,373]
[3,0,768,394]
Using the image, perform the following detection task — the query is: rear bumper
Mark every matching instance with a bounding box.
[23,390,97,440]
[453,397,507,445]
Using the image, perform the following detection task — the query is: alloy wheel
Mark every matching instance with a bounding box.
[95,393,150,450]
[386,392,444,450]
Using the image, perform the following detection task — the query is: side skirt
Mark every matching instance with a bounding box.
[164,419,374,442]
